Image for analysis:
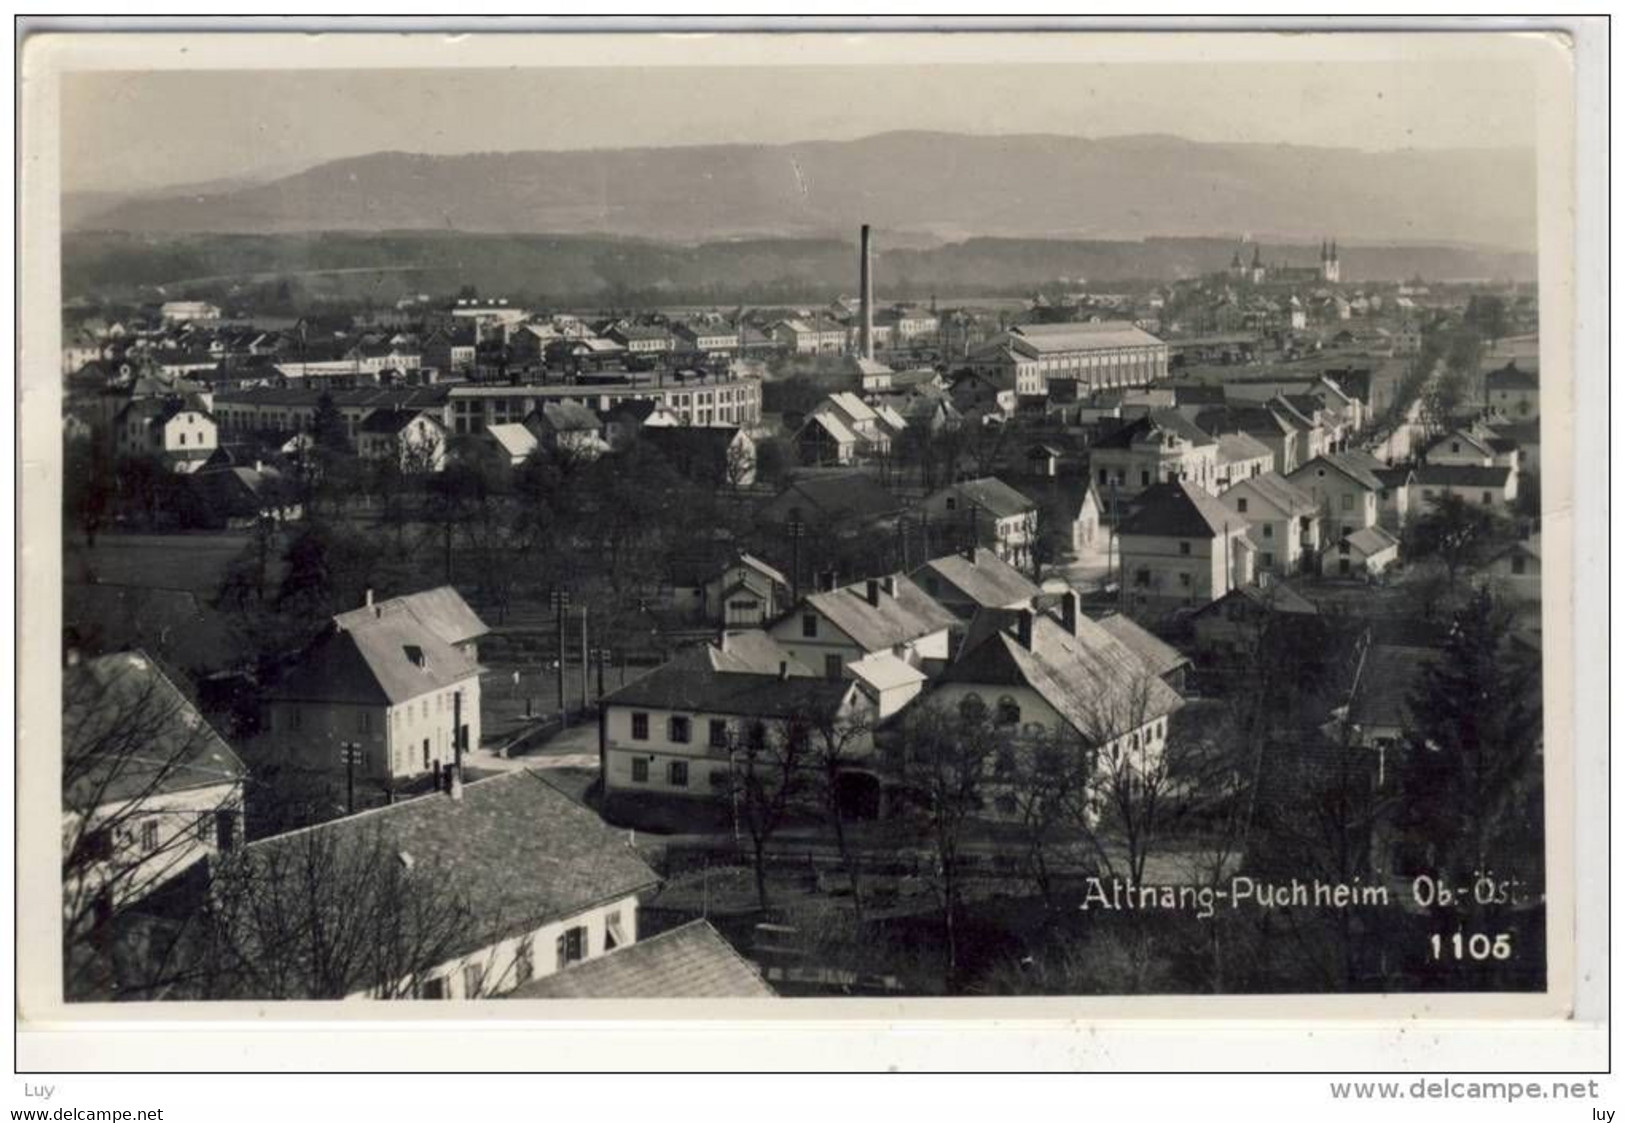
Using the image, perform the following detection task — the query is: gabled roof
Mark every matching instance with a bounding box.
[1215,430,1273,466]
[1007,320,1165,353]
[1289,451,1384,493]
[848,652,928,693]
[603,645,854,717]
[759,473,903,525]
[506,919,774,999]
[484,423,539,461]
[799,412,858,447]
[1486,364,1539,391]
[357,408,439,436]
[718,552,789,590]
[1348,645,1440,728]
[1338,525,1401,556]
[64,650,246,810]
[1092,409,1217,451]
[940,609,1183,739]
[1092,612,1191,679]
[334,587,487,649]
[928,476,1037,520]
[1119,480,1240,540]
[536,400,603,433]
[1190,582,1319,620]
[1489,533,1542,563]
[1221,471,1318,518]
[233,771,660,985]
[1424,429,1495,460]
[803,575,957,653]
[911,547,1040,610]
[275,593,484,705]
[707,632,815,677]
[1412,463,1514,488]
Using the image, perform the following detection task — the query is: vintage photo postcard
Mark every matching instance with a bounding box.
[16,24,1592,1052]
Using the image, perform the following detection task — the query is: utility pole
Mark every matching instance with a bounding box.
[550,588,571,726]
[787,507,805,603]
[580,605,590,712]
[340,741,363,815]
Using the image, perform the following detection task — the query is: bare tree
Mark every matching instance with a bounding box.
[798,699,876,920]
[890,697,1001,988]
[726,716,815,912]
[62,651,245,1001]
[196,822,482,1000]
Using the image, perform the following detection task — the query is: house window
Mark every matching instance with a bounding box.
[668,715,691,743]
[359,711,372,734]
[605,910,626,952]
[423,740,431,769]
[824,654,843,680]
[709,719,729,748]
[420,976,449,1000]
[1178,541,1191,556]
[1098,469,1108,485]
[557,926,587,966]
[631,758,649,783]
[1178,573,1192,589]
[802,613,818,638]
[1262,524,1273,539]
[514,939,535,983]
[669,760,689,787]
[140,819,159,853]
[1140,471,1151,487]
[84,826,114,863]
[631,713,649,741]
[1341,494,1354,511]
[1511,555,1527,576]
[462,964,483,998]
[996,696,1021,726]
[1236,498,1248,513]
[945,497,957,511]
[1133,568,1150,588]
[196,814,213,843]
[1481,491,1493,505]
[1263,553,1275,569]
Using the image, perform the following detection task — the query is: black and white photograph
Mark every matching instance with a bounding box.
[19,23,1592,1046]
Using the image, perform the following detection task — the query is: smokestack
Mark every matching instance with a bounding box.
[1060,590,1079,636]
[1015,609,1034,650]
[859,225,874,361]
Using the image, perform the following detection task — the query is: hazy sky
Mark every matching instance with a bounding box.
[62,60,1538,195]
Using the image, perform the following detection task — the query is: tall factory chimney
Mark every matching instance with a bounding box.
[859,224,874,360]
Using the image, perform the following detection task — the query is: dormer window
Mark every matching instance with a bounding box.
[404,644,427,670]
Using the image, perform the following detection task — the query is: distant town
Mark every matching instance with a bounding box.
[61,220,1545,1002]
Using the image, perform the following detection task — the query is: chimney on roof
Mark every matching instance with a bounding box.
[365,588,374,609]
[717,630,730,654]
[881,574,897,598]
[818,570,838,594]
[859,225,874,361]
[1015,608,1034,650]
[865,578,881,606]
[1059,589,1079,637]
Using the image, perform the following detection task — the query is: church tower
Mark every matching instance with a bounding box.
[1322,239,1341,284]
[1249,243,1266,285]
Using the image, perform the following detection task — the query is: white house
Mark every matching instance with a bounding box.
[218,770,661,1000]
[64,651,247,921]
[1117,480,1255,617]
[1217,471,1321,577]
[600,644,870,800]
[768,573,957,683]
[918,477,1041,572]
[927,592,1185,821]
[356,409,449,472]
[256,588,486,786]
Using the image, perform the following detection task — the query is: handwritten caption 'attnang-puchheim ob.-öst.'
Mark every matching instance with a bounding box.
[1080,873,1533,921]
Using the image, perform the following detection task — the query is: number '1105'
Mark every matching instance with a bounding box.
[1429,933,1513,961]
